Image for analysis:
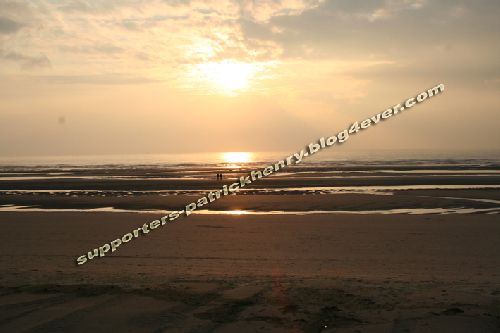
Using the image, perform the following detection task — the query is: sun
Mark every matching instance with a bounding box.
[194,61,260,95]
[222,152,252,164]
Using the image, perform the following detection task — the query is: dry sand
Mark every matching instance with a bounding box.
[1,211,499,332]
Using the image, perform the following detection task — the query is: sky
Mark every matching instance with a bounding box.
[0,0,499,157]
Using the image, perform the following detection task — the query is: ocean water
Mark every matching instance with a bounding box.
[0,149,498,167]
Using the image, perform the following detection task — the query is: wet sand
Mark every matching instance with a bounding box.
[0,174,499,191]
[1,190,499,216]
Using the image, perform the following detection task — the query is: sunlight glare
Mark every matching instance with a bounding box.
[194,61,260,95]
[222,152,252,164]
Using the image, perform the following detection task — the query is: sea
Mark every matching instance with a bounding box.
[0,150,499,215]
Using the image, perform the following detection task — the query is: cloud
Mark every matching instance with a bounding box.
[0,50,50,69]
[59,44,124,55]
[38,74,161,85]
[238,0,500,62]
[118,14,189,31]
[0,0,499,89]
[0,16,23,34]
[0,0,321,78]
[56,1,138,14]
[237,0,323,22]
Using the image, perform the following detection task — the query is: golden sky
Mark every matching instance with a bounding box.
[0,0,499,156]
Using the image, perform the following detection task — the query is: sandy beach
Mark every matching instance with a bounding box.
[1,161,500,332]
[1,212,500,332]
